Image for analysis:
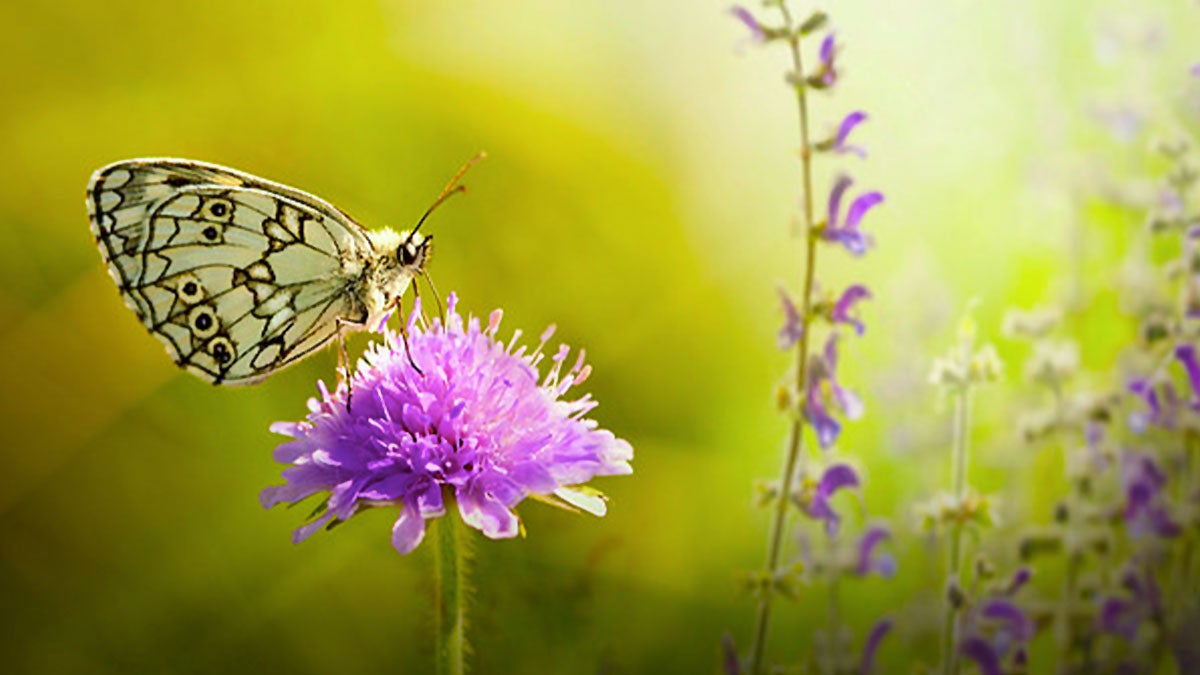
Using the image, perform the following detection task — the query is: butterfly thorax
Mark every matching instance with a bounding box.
[354,228,431,328]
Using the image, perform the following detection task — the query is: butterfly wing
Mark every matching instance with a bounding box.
[87,159,375,385]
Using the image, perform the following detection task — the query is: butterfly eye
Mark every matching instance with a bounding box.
[398,242,419,267]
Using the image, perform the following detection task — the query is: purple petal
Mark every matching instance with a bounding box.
[1006,567,1032,595]
[810,402,842,449]
[730,6,766,44]
[390,504,428,555]
[832,284,872,336]
[860,618,893,675]
[981,599,1034,642]
[458,485,520,539]
[832,111,868,158]
[819,32,836,64]
[1099,597,1138,640]
[827,175,853,231]
[960,637,1003,675]
[1175,343,1200,399]
[844,191,884,231]
[777,287,804,350]
[855,526,892,576]
[817,463,861,501]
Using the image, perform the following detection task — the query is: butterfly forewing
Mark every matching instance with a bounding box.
[87,159,377,385]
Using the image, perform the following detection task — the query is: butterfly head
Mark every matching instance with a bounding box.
[397,231,433,271]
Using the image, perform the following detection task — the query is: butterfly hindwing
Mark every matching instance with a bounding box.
[87,159,374,385]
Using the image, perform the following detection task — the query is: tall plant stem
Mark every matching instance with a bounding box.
[940,383,972,675]
[748,5,820,673]
[435,510,466,675]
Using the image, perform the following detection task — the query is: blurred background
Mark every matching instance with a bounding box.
[1,0,1198,672]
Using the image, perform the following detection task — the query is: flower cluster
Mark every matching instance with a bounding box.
[261,294,633,555]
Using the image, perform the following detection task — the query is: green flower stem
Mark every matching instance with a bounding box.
[748,4,820,673]
[435,508,467,675]
[940,382,972,675]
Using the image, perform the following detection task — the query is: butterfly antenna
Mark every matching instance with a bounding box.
[409,151,487,239]
[421,270,445,321]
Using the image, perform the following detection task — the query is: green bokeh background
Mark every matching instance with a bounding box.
[1,1,1197,672]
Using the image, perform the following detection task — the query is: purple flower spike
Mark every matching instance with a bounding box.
[261,293,634,555]
[1099,565,1162,641]
[855,525,897,578]
[778,286,804,350]
[824,175,884,256]
[961,637,1003,675]
[831,111,868,158]
[803,463,860,535]
[1128,378,1166,432]
[832,284,872,335]
[859,618,893,675]
[730,6,766,46]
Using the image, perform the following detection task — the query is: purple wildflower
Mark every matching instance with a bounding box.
[854,525,897,578]
[260,294,634,555]
[825,111,868,158]
[859,618,893,675]
[1120,451,1180,539]
[799,463,860,535]
[1128,378,1180,432]
[960,637,1002,675]
[805,334,864,449]
[960,599,1035,675]
[722,633,741,675]
[1175,343,1200,405]
[824,175,884,256]
[1191,63,1200,78]
[778,286,804,350]
[815,32,838,87]
[730,6,766,46]
[1099,564,1162,640]
[1004,567,1032,595]
[831,284,871,335]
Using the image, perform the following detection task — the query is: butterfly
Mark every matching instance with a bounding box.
[87,156,477,385]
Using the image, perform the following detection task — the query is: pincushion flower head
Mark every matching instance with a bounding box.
[261,293,634,555]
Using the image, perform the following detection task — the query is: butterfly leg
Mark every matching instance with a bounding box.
[334,317,357,409]
[392,295,424,377]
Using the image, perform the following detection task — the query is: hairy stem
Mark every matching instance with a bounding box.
[748,6,820,673]
[435,509,467,675]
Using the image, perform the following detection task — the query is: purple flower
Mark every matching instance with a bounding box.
[798,463,860,535]
[960,599,1034,675]
[824,111,868,158]
[1099,565,1162,640]
[831,284,871,335]
[961,637,1002,675]
[730,6,766,46]
[1191,63,1200,78]
[261,294,634,555]
[824,175,884,256]
[1005,567,1032,595]
[721,633,741,675]
[855,525,897,578]
[815,32,838,87]
[777,286,804,350]
[1120,451,1180,539]
[859,618,892,675]
[805,334,864,449]
[1128,378,1180,431]
[1175,343,1200,405]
